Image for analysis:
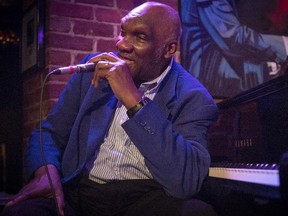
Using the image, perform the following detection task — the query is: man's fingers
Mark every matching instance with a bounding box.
[5,192,28,207]
[92,60,113,88]
[55,194,65,216]
[97,60,113,69]
[4,181,47,207]
[49,172,65,216]
[87,52,115,64]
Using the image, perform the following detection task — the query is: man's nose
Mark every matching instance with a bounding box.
[116,36,133,52]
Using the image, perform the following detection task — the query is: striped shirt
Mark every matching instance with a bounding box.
[88,60,172,183]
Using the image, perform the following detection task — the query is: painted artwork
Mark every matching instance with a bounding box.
[180,0,288,98]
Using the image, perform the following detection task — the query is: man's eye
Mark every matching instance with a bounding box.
[120,30,125,36]
[137,34,147,41]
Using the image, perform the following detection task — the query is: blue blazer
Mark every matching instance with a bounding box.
[25,54,218,199]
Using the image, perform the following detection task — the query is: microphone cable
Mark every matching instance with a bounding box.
[38,63,96,215]
[39,70,62,216]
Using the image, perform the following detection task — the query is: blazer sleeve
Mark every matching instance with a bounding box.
[24,55,95,179]
[122,78,218,199]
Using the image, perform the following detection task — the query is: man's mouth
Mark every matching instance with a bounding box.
[118,53,134,63]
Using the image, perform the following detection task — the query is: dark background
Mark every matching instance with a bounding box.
[0,0,23,193]
[0,0,22,109]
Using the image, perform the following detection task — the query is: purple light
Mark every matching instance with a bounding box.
[38,26,44,46]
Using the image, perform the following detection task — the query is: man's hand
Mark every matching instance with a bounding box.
[89,52,142,109]
[5,164,65,216]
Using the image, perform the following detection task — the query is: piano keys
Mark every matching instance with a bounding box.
[206,72,288,201]
[209,164,279,187]
[208,163,281,200]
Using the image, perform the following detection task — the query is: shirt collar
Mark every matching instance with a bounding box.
[139,58,173,94]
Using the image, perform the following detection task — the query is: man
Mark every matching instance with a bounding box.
[1,2,218,216]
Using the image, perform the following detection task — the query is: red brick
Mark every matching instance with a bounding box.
[47,83,67,99]
[95,8,123,23]
[117,0,177,11]
[48,73,72,82]
[49,16,71,33]
[22,85,53,109]
[49,50,71,66]
[153,0,178,9]
[116,0,145,10]
[76,0,114,7]
[75,53,91,64]
[50,1,94,20]
[116,25,121,35]
[167,0,178,9]
[73,20,114,37]
[48,33,94,51]
[23,99,55,123]
[97,39,117,52]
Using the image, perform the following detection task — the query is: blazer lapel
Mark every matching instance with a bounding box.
[153,61,180,118]
[86,83,118,157]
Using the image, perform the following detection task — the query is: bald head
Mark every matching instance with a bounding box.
[123,2,182,43]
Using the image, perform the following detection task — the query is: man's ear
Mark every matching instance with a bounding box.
[164,42,177,59]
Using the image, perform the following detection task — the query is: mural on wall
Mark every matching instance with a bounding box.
[180,0,288,98]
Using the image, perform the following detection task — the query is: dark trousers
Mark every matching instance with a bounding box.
[0,177,218,216]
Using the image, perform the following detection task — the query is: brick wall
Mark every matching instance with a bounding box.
[22,0,179,146]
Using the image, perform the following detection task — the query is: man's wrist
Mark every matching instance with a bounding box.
[126,97,149,118]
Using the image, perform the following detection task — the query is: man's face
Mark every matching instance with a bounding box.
[116,10,166,85]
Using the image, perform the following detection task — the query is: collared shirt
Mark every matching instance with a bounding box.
[88,59,173,183]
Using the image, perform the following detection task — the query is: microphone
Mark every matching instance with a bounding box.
[51,62,96,74]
